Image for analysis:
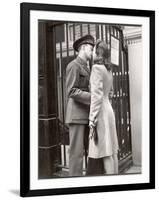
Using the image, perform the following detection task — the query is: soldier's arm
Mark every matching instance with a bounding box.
[66,63,90,105]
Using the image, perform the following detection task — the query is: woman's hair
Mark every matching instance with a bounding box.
[94,39,111,70]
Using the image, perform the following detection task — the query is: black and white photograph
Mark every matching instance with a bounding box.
[20,2,155,197]
[38,22,142,178]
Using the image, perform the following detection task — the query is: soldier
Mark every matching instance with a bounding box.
[65,34,95,176]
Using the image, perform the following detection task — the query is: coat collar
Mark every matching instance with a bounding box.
[76,56,90,74]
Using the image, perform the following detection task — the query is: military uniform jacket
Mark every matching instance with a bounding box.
[65,56,91,124]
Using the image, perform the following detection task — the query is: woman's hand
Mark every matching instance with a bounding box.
[89,120,98,144]
[89,120,96,129]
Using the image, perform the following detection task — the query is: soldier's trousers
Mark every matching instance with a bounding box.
[69,124,86,176]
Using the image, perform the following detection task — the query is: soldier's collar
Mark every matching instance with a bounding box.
[76,56,90,74]
[76,56,87,67]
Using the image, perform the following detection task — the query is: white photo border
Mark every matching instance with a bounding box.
[30,10,150,190]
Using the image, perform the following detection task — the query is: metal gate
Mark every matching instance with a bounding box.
[53,22,132,174]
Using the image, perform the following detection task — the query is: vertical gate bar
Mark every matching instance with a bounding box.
[109,26,112,36]
[119,32,125,157]
[111,77,114,116]
[122,31,129,155]
[59,41,66,166]
[53,25,61,165]
[84,151,87,169]
[123,49,128,153]
[109,27,116,129]
[80,23,83,37]
[110,28,114,110]
[125,46,132,152]
[88,24,90,35]
[65,23,70,166]
[109,25,111,44]
[114,27,122,160]
[116,29,118,38]
[120,31,126,159]
[117,72,122,159]
[111,30,118,156]
[96,24,99,40]
[63,42,67,118]
[118,31,122,156]
[121,30,127,158]
[112,26,115,36]
[114,66,121,159]
[105,25,108,43]
[122,49,127,155]
[116,28,118,38]
[66,23,69,59]
[125,50,130,153]
[73,23,76,57]
[118,30,120,39]
[101,24,104,40]
[100,25,102,39]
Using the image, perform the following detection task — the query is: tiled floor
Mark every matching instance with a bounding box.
[125,165,141,174]
[53,165,142,177]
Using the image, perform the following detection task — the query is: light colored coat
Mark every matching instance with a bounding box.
[88,64,119,158]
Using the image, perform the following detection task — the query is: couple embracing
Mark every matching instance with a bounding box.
[65,34,119,177]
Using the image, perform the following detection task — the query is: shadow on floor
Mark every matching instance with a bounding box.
[9,189,19,196]
[124,165,141,174]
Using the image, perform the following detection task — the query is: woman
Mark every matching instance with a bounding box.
[88,40,119,174]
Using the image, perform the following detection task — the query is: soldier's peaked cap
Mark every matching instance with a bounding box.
[73,34,95,52]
